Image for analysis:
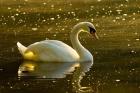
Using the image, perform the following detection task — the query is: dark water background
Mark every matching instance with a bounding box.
[0,0,140,93]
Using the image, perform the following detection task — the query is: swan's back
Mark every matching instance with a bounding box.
[25,40,80,62]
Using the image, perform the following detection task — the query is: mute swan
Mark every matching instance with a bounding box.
[17,22,98,62]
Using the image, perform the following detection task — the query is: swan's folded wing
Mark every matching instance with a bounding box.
[26,40,79,62]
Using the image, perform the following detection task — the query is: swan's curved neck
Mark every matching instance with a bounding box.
[70,25,92,62]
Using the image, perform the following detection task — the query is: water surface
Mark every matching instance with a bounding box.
[0,0,140,93]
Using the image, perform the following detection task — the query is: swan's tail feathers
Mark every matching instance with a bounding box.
[17,42,27,55]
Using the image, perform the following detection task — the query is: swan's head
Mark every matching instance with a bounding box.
[76,22,99,39]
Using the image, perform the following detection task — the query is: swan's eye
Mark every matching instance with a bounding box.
[89,27,96,34]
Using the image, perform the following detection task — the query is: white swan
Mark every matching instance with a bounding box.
[17,22,98,62]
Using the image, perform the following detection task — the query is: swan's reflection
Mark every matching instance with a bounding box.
[18,61,93,92]
[18,61,80,78]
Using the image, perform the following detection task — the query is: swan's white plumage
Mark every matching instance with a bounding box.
[17,22,97,62]
[18,40,80,62]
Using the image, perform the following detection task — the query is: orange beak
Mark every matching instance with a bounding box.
[91,32,99,40]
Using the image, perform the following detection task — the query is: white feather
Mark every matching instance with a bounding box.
[17,42,27,55]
